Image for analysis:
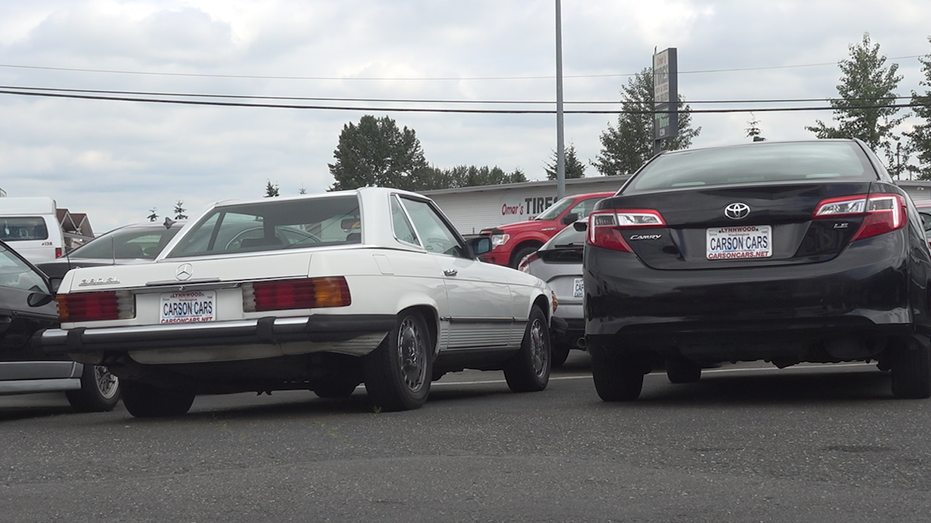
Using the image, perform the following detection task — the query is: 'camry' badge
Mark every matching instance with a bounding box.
[724,202,751,220]
[175,263,194,281]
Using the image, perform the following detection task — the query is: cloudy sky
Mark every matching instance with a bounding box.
[1,0,930,231]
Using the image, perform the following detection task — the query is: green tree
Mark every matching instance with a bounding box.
[440,165,528,188]
[173,200,187,220]
[806,33,907,168]
[265,180,280,197]
[593,67,701,176]
[329,115,430,191]
[905,37,931,180]
[746,115,766,142]
[146,207,158,222]
[545,144,586,180]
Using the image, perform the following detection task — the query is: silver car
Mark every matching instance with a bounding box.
[519,221,587,367]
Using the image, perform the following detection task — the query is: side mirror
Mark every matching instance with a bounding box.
[27,292,54,308]
[561,212,579,225]
[467,236,492,257]
[572,221,588,232]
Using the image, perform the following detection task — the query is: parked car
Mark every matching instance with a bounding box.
[519,220,587,367]
[36,219,186,280]
[0,197,66,264]
[479,192,614,268]
[914,199,931,247]
[584,139,931,401]
[35,188,554,416]
[0,239,120,412]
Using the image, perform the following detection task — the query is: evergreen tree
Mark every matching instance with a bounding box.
[746,115,766,142]
[545,144,587,180]
[146,207,158,222]
[173,200,187,220]
[593,68,701,176]
[905,37,931,180]
[805,33,907,167]
[265,180,280,197]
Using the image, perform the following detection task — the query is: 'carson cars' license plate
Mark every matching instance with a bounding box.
[160,290,216,324]
[706,225,772,260]
[573,277,584,298]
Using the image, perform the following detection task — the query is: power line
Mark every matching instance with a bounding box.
[0,86,925,114]
[0,55,924,82]
[0,84,922,107]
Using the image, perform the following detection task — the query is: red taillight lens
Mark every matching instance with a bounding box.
[243,277,351,312]
[55,248,63,258]
[58,291,134,322]
[587,209,665,252]
[814,193,907,241]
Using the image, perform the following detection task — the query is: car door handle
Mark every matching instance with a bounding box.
[444,269,458,277]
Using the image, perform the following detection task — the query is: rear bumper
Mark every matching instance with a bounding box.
[584,234,931,359]
[34,314,396,363]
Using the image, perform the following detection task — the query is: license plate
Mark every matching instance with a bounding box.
[160,290,216,324]
[706,225,772,260]
[573,277,584,298]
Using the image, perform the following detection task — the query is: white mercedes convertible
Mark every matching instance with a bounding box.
[35,188,554,416]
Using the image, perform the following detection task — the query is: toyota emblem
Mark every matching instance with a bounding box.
[175,263,194,281]
[724,202,751,220]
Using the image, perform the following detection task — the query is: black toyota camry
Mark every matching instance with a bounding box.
[583,139,931,401]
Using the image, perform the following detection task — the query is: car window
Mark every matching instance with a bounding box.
[626,141,875,194]
[167,196,360,258]
[534,198,575,221]
[390,195,419,246]
[0,244,47,292]
[0,217,49,241]
[568,197,603,219]
[398,197,466,258]
[920,211,931,233]
[69,227,182,260]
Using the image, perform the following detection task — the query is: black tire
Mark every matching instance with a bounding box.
[504,306,551,392]
[551,343,572,368]
[66,364,121,413]
[120,380,196,418]
[890,337,931,399]
[363,310,432,411]
[589,345,644,401]
[509,245,539,269]
[314,377,360,399]
[666,358,701,384]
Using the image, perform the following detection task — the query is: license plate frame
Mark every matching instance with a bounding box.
[160,290,216,324]
[706,225,772,260]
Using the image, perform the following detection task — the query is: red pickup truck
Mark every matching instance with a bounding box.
[478,192,615,268]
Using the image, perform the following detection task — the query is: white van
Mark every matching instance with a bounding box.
[0,197,65,264]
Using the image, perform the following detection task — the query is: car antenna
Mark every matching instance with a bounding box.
[163,217,175,230]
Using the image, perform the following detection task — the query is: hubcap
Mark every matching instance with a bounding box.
[94,366,120,399]
[397,317,427,392]
[529,318,548,377]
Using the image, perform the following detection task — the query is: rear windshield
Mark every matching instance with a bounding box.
[70,226,182,260]
[0,217,49,241]
[167,195,361,258]
[626,141,875,194]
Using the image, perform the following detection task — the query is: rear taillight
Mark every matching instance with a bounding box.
[242,277,351,312]
[58,291,135,322]
[814,193,907,241]
[587,209,665,252]
[518,252,538,273]
[55,248,63,258]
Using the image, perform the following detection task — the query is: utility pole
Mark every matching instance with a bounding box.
[555,0,566,200]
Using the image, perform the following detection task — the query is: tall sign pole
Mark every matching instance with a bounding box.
[555,0,566,200]
[652,48,678,156]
